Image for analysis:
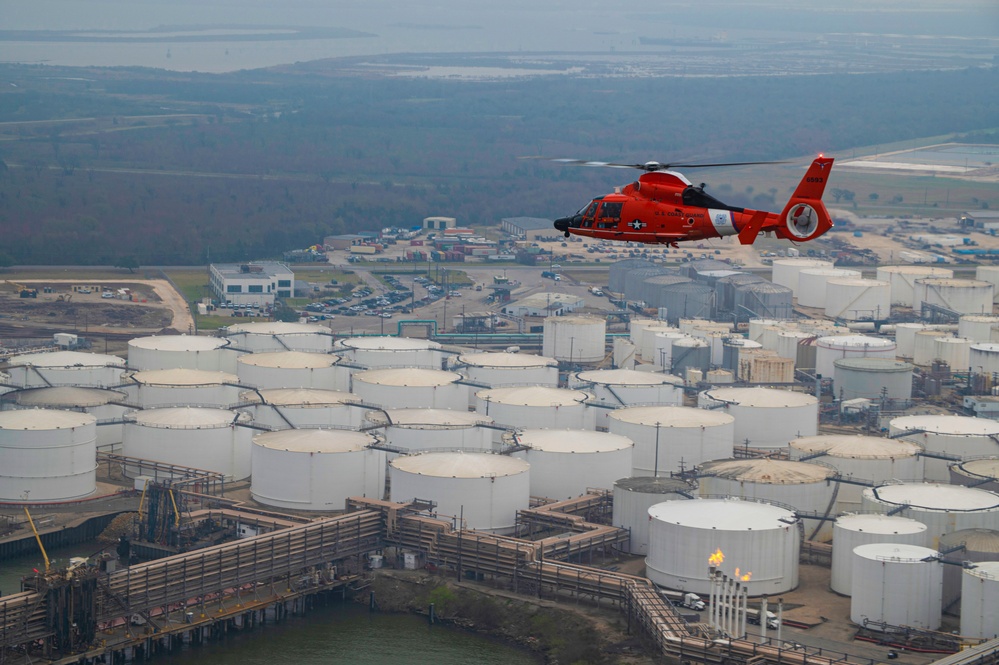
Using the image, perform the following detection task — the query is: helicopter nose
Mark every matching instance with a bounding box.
[553,217,571,233]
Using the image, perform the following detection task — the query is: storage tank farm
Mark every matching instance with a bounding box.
[223,321,334,354]
[861,482,999,548]
[607,405,734,477]
[876,265,954,307]
[508,429,633,500]
[453,351,559,390]
[890,414,999,482]
[350,367,468,410]
[238,388,364,430]
[612,476,696,555]
[236,350,349,391]
[771,258,833,296]
[2,386,129,450]
[475,385,594,432]
[335,335,442,369]
[958,314,999,343]
[698,387,818,449]
[125,368,242,408]
[951,458,999,492]
[364,408,495,455]
[127,335,235,373]
[6,350,126,388]
[830,514,929,596]
[796,268,861,309]
[570,369,683,429]
[938,529,999,616]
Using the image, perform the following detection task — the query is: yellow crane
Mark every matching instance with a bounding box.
[23,507,50,573]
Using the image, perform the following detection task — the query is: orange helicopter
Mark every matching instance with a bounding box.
[551,155,834,247]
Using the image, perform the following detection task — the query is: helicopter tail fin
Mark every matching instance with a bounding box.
[738,210,770,245]
[776,156,835,242]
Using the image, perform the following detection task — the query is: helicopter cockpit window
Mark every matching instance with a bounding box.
[682,186,731,210]
[598,202,623,229]
[582,201,599,227]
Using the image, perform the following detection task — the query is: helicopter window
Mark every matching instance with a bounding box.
[682,185,728,209]
[602,202,623,220]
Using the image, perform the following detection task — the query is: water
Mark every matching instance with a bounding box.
[0,541,109,597]
[149,601,541,665]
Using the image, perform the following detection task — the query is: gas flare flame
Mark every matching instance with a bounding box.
[708,548,724,566]
[734,567,752,581]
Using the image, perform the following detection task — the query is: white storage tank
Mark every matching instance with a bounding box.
[572,369,683,429]
[336,336,442,369]
[239,388,362,430]
[832,358,913,401]
[824,278,891,321]
[223,321,333,353]
[364,408,495,455]
[612,476,696,555]
[850,543,942,631]
[915,278,994,316]
[877,265,954,307]
[638,324,683,362]
[7,350,126,388]
[696,458,838,541]
[542,315,606,363]
[127,335,234,373]
[389,452,530,534]
[352,368,467,411]
[776,330,815,363]
[939,529,999,616]
[0,410,97,503]
[125,368,241,409]
[698,387,818,449]
[646,498,800,595]
[861,482,999,547]
[797,268,861,309]
[815,335,897,379]
[771,258,833,296]
[958,315,999,344]
[960,561,999,639]
[455,352,558,389]
[3,386,128,451]
[122,407,253,480]
[970,343,999,375]
[913,330,945,366]
[951,458,999,492]
[975,265,999,301]
[250,429,385,511]
[629,318,668,346]
[788,435,923,513]
[510,429,633,499]
[476,386,594,431]
[894,323,929,359]
[830,514,928,596]
[651,331,692,369]
[670,337,711,375]
[608,405,734,477]
[236,351,349,391]
[890,415,999,482]
[934,336,973,370]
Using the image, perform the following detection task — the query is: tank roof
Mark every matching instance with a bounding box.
[225,321,329,335]
[614,476,695,494]
[866,483,999,512]
[772,258,833,267]
[476,385,590,407]
[237,351,341,369]
[129,407,249,428]
[648,498,795,531]
[816,334,895,348]
[129,368,238,386]
[11,386,126,408]
[965,560,999,580]
[340,336,441,351]
[702,386,818,408]
[240,388,358,406]
[457,352,557,368]
[609,405,734,428]
[575,369,683,387]
[128,335,228,351]
[790,434,921,459]
[835,513,927,535]
[0,409,95,430]
[952,458,999,480]
[353,367,462,387]
[543,315,606,325]
[698,458,835,483]
[853,542,939,563]
[832,358,913,373]
[891,414,999,436]
[508,429,634,454]
[366,408,493,428]
[826,277,890,288]
[390,451,529,478]
[9,350,125,368]
[939,528,999,554]
[253,428,375,454]
[915,278,991,287]
[879,265,953,275]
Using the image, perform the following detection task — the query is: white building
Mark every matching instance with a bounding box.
[209,262,295,307]
[503,292,583,318]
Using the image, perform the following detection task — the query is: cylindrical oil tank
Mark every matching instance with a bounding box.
[890,415,999,482]
[351,368,467,410]
[542,315,606,363]
[833,357,913,401]
[861,483,999,548]
[831,514,928,596]
[125,368,241,409]
[960,561,999,639]
[671,337,710,375]
[850,543,942,630]
[815,335,897,379]
[223,321,333,353]
[975,265,999,302]
[696,458,838,541]
[970,343,999,375]
[951,458,999,492]
[721,338,763,378]
[657,283,715,323]
[0,409,97,502]
[797,268,861,309]
[715,273,765,315]
[608,405,734,477]
[640,274,693,310]
[364,408,495,455]
[749,318,790,345]
[3,386,128,451]
[572,369,683,429]
[335,336,442,369]
[389,452,530,534]
[824,278,891,321]
[239,388,362,430]
[510,429,633,500]
[877,265,954,307]
[127,335,235,372]
[698,387,818,449]
[609,259,657,294]
[629,318,668,346]
[623,267,672,301]
[476,386,594,431]
[895,323,928,359]
[915,278,994,316]
[7,351,126,388]
[646,498,800,595]
[455,352,558,389]
[934,336,973,370]
[913,330,945,366]
[959,315,999,344]
[250,429,385,510]
[612,476,696,555]
[651,331,690,368]
[939,529,999,616]
[776,330,814,363]
[789,435,923,513]
[771,258,833,296]
[236,351,349,391]
[122,407,253,480]
[637,323,681,361]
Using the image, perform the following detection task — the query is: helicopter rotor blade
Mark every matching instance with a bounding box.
[523,156,789,172]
